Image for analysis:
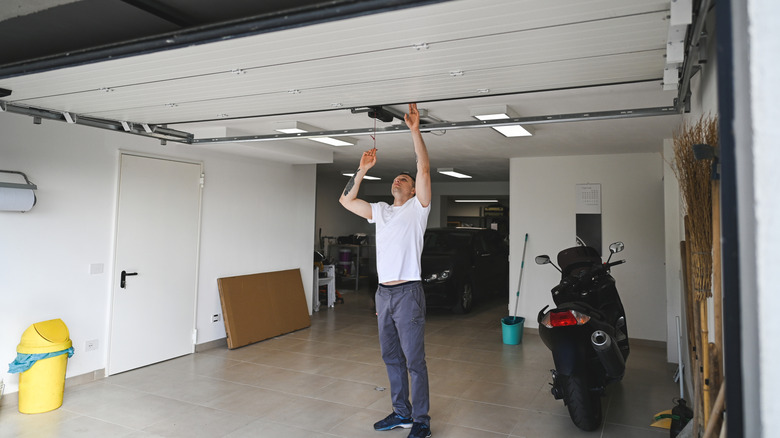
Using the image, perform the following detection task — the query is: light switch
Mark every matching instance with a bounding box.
[90,263,104,275]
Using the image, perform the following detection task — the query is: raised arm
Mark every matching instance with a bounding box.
[405,103,431,207]
[338,148,376,219]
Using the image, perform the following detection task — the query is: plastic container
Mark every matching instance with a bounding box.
[16,319,73,414]
[501,316,525,345]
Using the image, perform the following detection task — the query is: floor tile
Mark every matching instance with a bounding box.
[142,404,255,437]
[3,287,678,437]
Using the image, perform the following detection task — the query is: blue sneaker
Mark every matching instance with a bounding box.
[408,422,432,438]
[373,412,413,430]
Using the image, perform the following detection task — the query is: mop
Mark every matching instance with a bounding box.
[512,233,529,322]
[502,233,528,327]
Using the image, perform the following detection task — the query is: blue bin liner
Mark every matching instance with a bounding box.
[8,347,74,373]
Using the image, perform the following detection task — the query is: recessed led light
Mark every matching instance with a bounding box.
[275,121,316,133]
[493,125,533,137]
[275,121,355,146]
[454,199,499,203]
[311,137,354,147]
[437,168,472,179]
[342,172,380,180]
[474,113,510,121]
[471,105,533,137]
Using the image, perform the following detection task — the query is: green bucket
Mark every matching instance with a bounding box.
[501,316,525,345]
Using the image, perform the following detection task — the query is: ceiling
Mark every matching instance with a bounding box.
[0,0,692,184]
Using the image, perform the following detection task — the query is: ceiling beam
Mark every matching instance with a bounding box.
[192,106,679,145]
[0,99,678,146]
[0,100,193,143]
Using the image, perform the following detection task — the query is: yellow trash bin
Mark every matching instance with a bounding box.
[16,319,73,414]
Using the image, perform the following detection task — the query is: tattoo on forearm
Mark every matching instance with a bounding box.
[343,168,359,196]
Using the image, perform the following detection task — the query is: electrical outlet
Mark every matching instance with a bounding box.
[212,314,220,323]
[85,339,98,352]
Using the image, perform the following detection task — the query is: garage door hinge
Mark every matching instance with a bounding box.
[199,173,205,188]
[192,329,198,344]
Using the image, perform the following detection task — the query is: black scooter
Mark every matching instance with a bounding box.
[535,242,629,431]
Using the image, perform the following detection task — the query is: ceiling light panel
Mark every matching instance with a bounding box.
[310,137,355,147]
[454,199,499,203]
[437,168,472,179]
[343,172,380,180]
[492,125,533,137]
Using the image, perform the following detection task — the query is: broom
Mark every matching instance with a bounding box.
[671,114,719,427]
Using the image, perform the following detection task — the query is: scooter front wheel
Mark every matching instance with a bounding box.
[563,371,602,431]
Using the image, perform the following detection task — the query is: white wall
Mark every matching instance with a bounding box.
[662,139,685,365]
[0,112,316,394]
[509,153,667,342]
[750,0,780,433]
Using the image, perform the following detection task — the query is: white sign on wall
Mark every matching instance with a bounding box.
[576,183,601,214]
[576,183,602,254]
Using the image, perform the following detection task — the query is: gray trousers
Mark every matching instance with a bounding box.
[375,281,430,425]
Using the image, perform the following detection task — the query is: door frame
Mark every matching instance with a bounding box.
[107,150,204,375]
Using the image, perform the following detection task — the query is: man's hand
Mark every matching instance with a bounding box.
[360,148,377,170]
[339,148,376,220]
[404,103,421,131]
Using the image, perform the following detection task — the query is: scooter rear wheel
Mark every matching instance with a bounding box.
[563,372,602,431]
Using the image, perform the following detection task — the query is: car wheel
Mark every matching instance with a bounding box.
[452,279,473,314]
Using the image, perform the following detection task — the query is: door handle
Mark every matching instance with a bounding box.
[120,270,138,288]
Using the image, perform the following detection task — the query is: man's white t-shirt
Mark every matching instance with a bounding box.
[369,197,430,284]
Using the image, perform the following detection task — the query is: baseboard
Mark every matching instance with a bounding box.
[64,369,106,389]
[0,369,106,405]
[195,337,227,352]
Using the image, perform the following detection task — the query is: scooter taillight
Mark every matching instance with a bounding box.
[541,310,591,328]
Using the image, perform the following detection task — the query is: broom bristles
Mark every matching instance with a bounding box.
[671,115,719,301]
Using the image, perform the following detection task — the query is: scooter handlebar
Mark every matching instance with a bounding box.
[551,259,626,295]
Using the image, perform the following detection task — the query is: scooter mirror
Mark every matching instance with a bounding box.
[609,242,625,254]
[535,255,551,265]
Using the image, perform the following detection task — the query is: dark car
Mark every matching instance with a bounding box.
[421,227,509,313]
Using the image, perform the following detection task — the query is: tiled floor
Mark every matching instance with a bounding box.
[0,288,678,437]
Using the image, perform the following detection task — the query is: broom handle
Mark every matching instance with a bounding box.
[513,233,529,319]
[677,316,684,399]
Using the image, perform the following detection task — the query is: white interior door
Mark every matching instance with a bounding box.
[109,154,202,375]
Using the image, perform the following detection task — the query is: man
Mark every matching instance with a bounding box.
[339,103,432,438]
